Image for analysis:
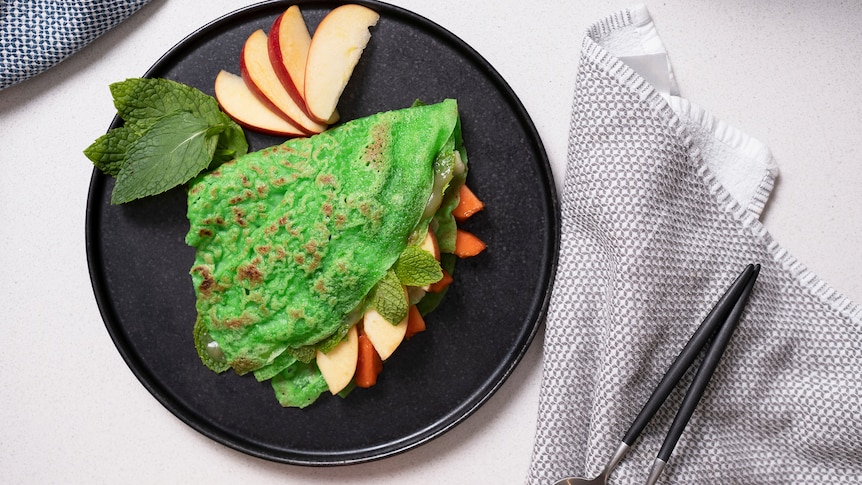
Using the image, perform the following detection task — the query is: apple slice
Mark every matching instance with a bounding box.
[241,29,328,134]
[419,229,440,261]
[418,229,441,291]
[214,70,305,137]
[315,325,359,394]
[268,7,340,125]
[304,4,380,123]
[362,306,408,361]
[268,5,311,109]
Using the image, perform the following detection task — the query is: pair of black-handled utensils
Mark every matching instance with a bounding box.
[554,263,760,485]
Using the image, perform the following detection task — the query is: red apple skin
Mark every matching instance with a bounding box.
[304,4,380,123]
[214,70,305,138]
[267,5,310,111]
[240,29,328,135]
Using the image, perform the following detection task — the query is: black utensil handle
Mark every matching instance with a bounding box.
[655,265,759,462]
[621,264,755,446]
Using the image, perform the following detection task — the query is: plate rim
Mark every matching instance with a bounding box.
[85,0,560,466]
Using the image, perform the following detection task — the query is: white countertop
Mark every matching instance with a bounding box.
[3,1,861,483]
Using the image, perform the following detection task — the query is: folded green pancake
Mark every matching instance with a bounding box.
[186,100,461,378]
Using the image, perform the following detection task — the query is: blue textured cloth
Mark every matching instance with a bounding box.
[1,0,151,90]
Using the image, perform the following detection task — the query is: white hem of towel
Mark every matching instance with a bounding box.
[578,4,862,324]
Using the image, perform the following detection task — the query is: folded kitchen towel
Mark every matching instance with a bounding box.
[0,0,151,90]
[527,5,862,484]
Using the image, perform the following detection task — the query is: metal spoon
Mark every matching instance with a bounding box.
[553,264,759,485]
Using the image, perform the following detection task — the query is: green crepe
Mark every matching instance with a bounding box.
[186,100,461,377]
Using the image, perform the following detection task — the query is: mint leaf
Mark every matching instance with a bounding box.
[394,245,443,286]
[83,126,139,176]
[86,78,250,203]
[111,111,222,204]
[213,113,248,165]
[369,269,408,324]
[211,148,238,165]
[110,78,224,127]
[109,78,248,166]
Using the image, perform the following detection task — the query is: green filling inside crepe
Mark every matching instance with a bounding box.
[185,100,465,407]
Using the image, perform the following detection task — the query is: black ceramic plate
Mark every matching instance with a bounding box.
[86,0,559,465]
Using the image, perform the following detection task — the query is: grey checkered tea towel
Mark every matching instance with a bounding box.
[1,0,151,90]
[527,5,862,484]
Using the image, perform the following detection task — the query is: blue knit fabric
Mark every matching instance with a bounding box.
[1,0,151,89]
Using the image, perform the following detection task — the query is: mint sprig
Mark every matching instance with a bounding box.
[369,245,444,324]
[84,78,249,204]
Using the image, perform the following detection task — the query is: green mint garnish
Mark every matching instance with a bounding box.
[83,126,138,176]
[369,268,408,325]
[393,245,443,287]
[84,77,249,204]
[111,111,222,204]
[110,77,223,127]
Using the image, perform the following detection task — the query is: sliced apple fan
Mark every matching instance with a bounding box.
[217,4,378,136]
[187,100,467,407]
